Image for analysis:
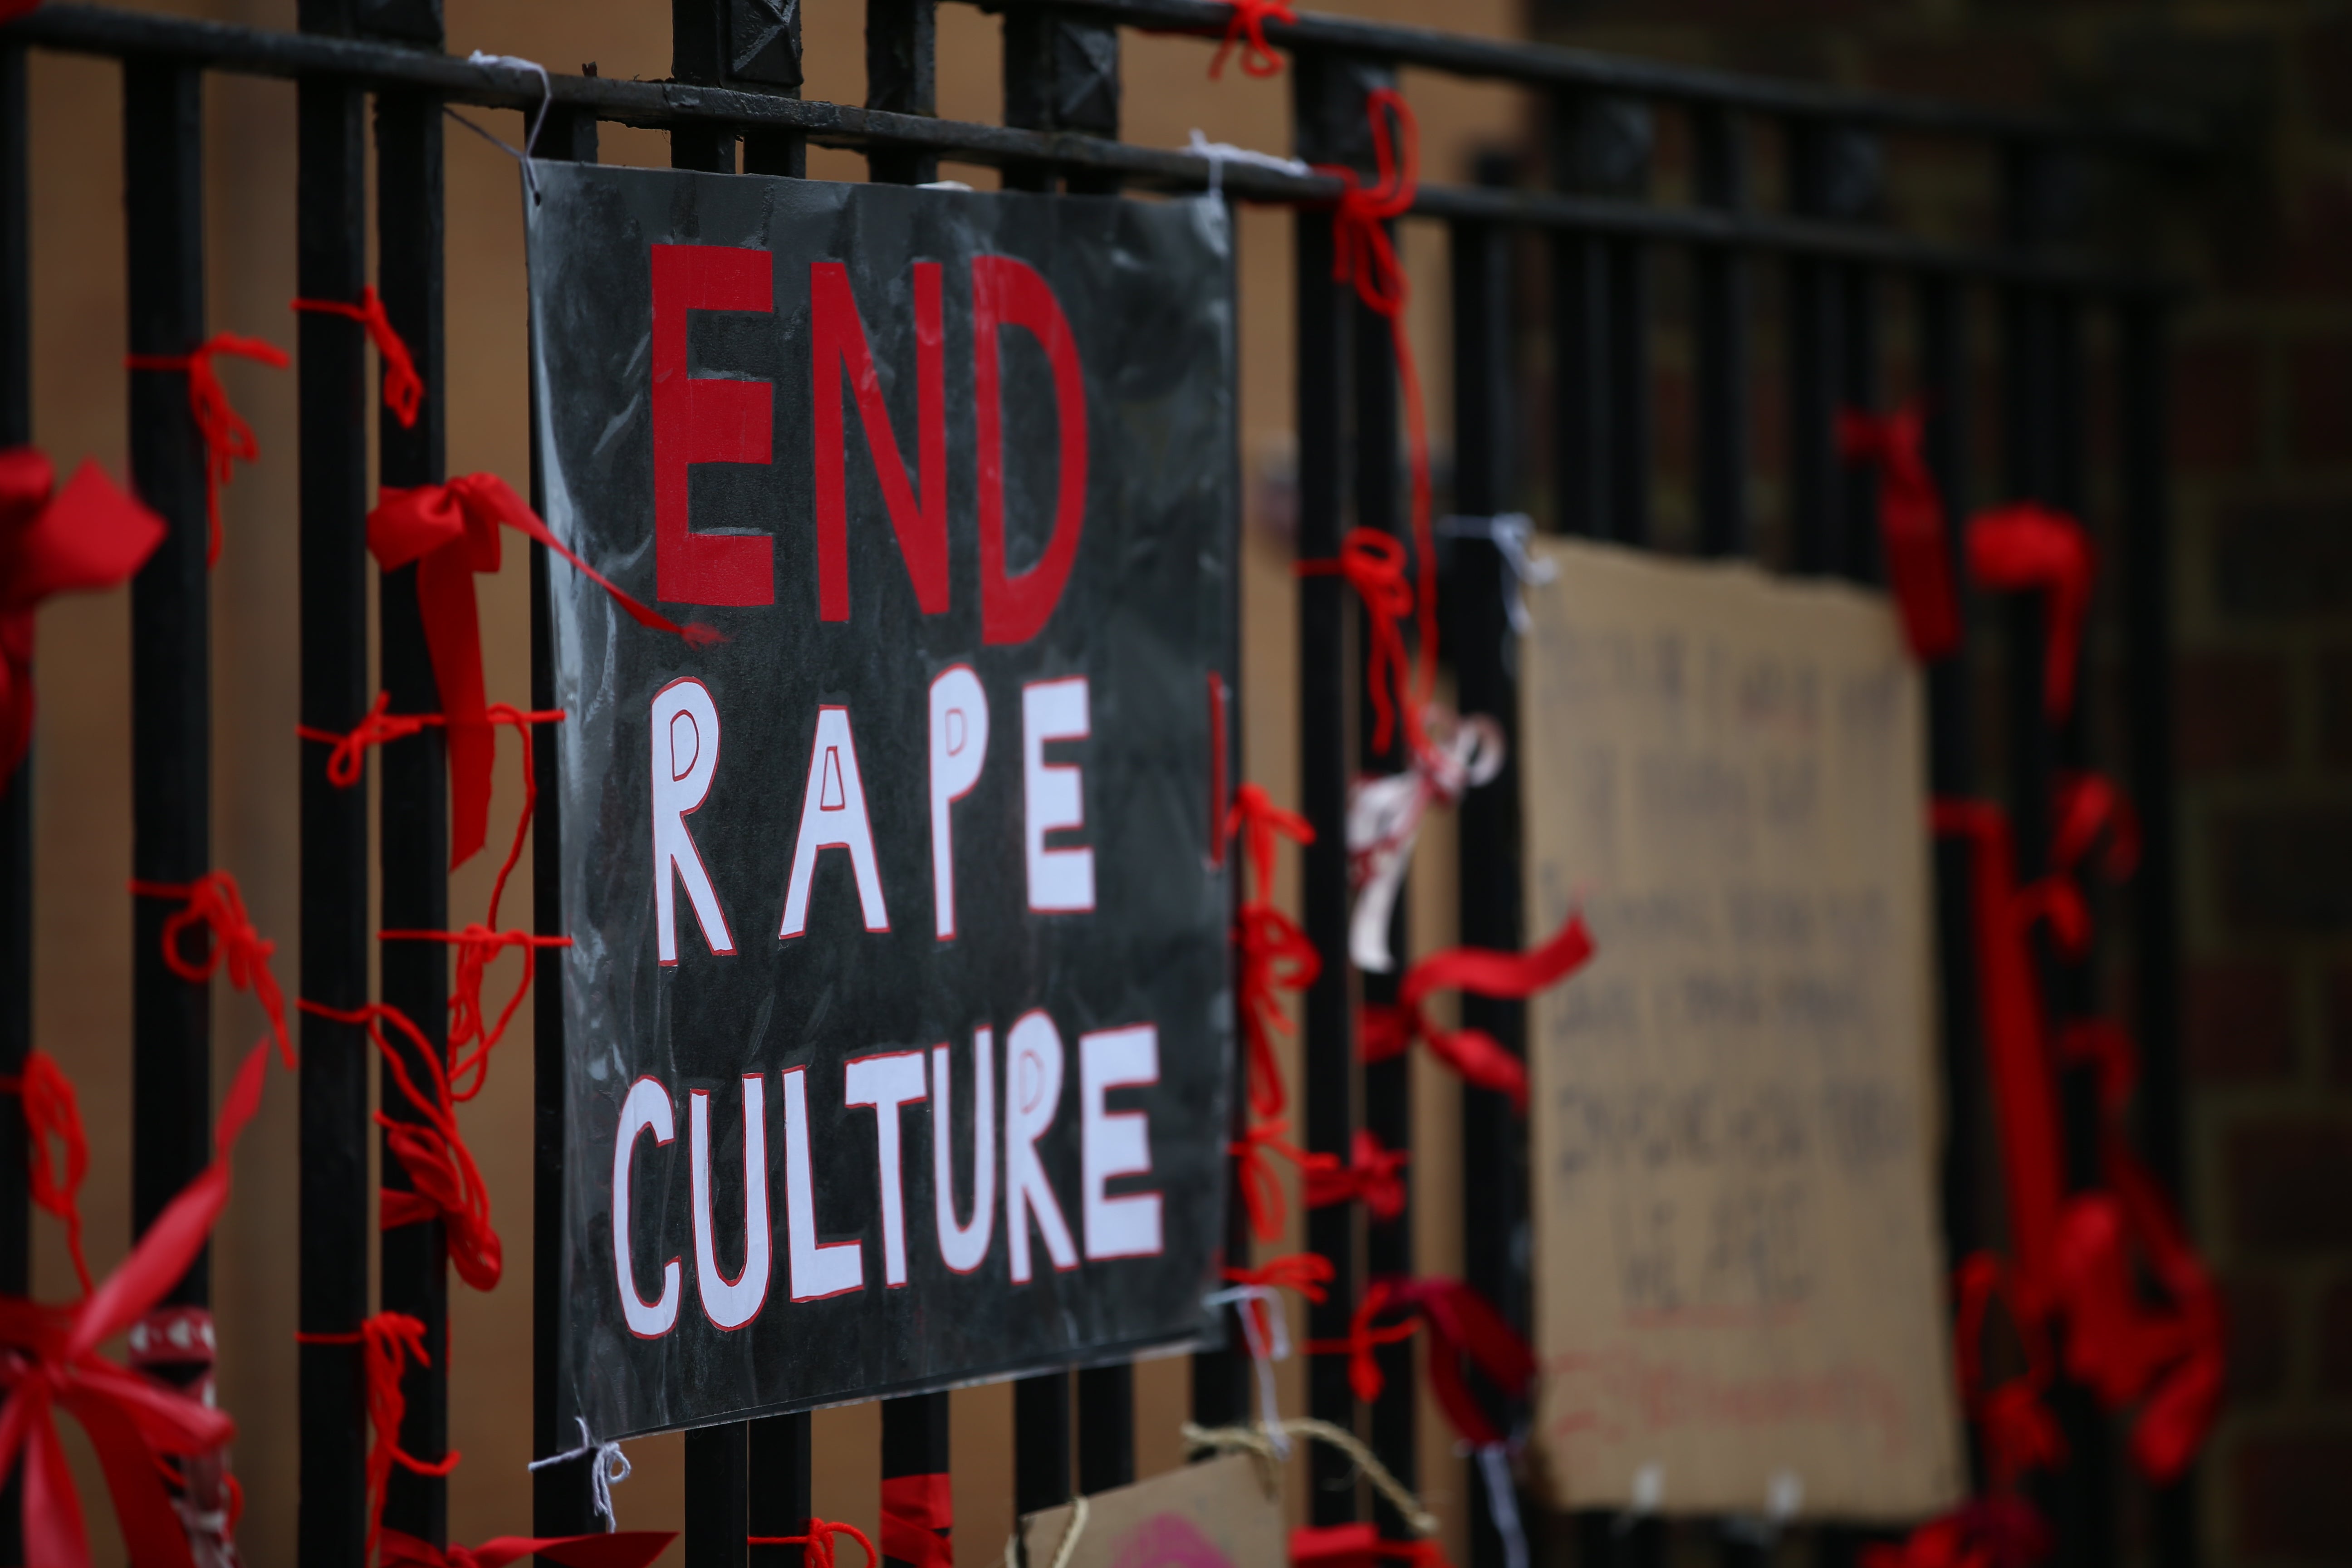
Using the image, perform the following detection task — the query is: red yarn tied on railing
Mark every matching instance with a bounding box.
[1376,1277,1534,1446]
[1304,1129,1407,1223]
[297,998,502,1292]
[291,286,424,428]
[1298,88,1438,765]
[293,1312,459,1559]
[1290,1524,1451,1568]
[2013,769,2140,961]
[1229,1117,1318,1243]
[1953,1253,2065,1491]
[1304,1280,1417,1404]
[0,1050,92,1297]
[123,333,289,568]
[1856,1498,2051,1568]
[368,473,721,867]
[1358,911,1593,1112]
[128,869,296,1071]
[1223,1251,1334,1348]
[1209,0,1294,78]
[879,1473,952,1568]
[0,448,165,783]
[750,1518,878,1568]
[1226,783,1319,1120]
[379,1529,676,1568]
[1835,404,1960,659]
[1966,501,2092,722]
[0,1036,272,1568]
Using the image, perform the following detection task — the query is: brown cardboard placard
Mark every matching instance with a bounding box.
[1519,539,1964,1521]
[1018,1455,1286,1568]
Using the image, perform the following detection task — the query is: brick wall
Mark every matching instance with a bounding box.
[1523,2,2352,1563]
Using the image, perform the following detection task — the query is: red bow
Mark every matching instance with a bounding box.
[367,474,720,867]
[293,1313,458,1558]
[750,1518,877,1568]
[1225,783,1319,1120]
[1359,912,1593,1112]
[123,333,289,568]
[1836,405,1960,659]
[379,1529,676,1568]
[1377,1277,1534,1446]
[0,1052,90,1298]
[1209,0,1294,77]
[127,871,295,1071]
[291,286,424,428]
[1305,1281,1418,1405]
[297,999,501,1292]
[1857,1499,2051,1568]
[1290,1524,1450,1568]
[1966,502,2092,722]
[1305,1129,1408,1224]
[879,1474,951,1568]
[0,449,165,783]
[0,1037,272,1568]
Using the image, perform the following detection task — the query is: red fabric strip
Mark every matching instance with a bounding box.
[1965,501,2092,722]
[291,286,424,427]
[1358,911,1593,1112]
[0,1051,91,1297]
[1836,404,1960,659]
[123,333,289,568]
[1379,1276,1534,1446]
[1289,1523,1450,1568]
[1209,0,1294,77]
[0,449,166,784]
[879,1472,952,1568]
[379,1528,676,1568]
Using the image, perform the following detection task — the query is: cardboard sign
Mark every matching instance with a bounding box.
[1519,540,1963,1519]
[527,165,1239,1440]
[1019,1457,1284,1568]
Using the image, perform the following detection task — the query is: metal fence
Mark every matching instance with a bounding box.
[0,2,2191,1566]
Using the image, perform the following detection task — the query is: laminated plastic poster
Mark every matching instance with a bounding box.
[527,164,1240,1440]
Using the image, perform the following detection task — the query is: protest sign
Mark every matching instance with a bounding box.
[1019,1455,1284,1568]
[527,165,1239,1439]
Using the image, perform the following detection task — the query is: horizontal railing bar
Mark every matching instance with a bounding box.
[3,5,2175,294]
[969,0,2200,157]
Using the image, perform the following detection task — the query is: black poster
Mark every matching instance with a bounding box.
[526,164,1238,1440]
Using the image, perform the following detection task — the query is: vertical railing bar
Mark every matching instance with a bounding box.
[1785,117,1844,576]
[1445,154,1526,1568]
[0,35,29,1568]
[375,67,453,1551]
[865,0,938,185]
[749,1410,815,1568]
[2118,299,2193,1568]
[669,0,738,172]
[879,1392,949,1568]
[687,1424,752,1568]
[1014,1369,1074,1518]
[295,0,374,1559]
[1076,1367,1136,1494]
[532,99,603,1553]
[1293,44,1362,1531]
[1692,104,1749,560]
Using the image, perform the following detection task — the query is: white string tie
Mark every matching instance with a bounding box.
[448,51,555,200]
[529,1416,632,1531]
[1202,1284,1293,1458]
[1476,1444,1529,1568]
[1184,130,1309,199]
[1437,512,1556,636]
[1346,707,1505,971]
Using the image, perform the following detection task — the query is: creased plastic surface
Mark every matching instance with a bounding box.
[525,163,1238,1441]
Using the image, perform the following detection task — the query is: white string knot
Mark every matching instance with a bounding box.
[528,1416,632,1531]
[1347,707,1506,971]
[1437,512,1556,636]
[450,50,555,200]
[1202,1284,1293,1458]
[1183,129,1310,199]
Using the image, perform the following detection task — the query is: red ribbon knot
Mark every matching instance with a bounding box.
[1304,1129,1408,1224]
[750,1517,877,1568]
[1222,1251,1334,1349]
[128,870,295,1071]
[1358,911,1594,1113]
[0,1050,91,1297]
[368,473,719,867]
[1225,783,1318,1120]
[1210,0,1294,77]
[0,448,166,784]
[123,332,289,567]
[878,1473,951,1568]
[1304,1280,1418,1405]
[379,1529,676,1568]
[1836,403,1960,659]
[1965,501,2091,722]
[291,285,424,427]
[293,1311,459,1557]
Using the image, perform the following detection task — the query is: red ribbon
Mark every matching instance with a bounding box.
[1304,1129,1408,1224]
[0,1052,91,1298]
[1290,1524,1450,1568]
[1224,1251,1333,1349]
[1226,783,1319,1120]
[127,871,295,1072]
[1358,912,1593,1113]
[1229,1118,1322,1245]
[751,1518,878,1568]
[380,1529,677,1568]
[1836,404,1960,659]
[296,999,501,1293]
[1377,1277,1534,1447]
[291,286,424,428]
[1209,0,1293,77]
[1965,502,2092,722]
[0,1036,271,1568]
[368,474,720,867]
[293,1313,459,1558]
[0,451,165,785]
[1304,1281,1418,1405]
[123,333,289,568]
[1953,1253,2064,1491]
[1856,1499,2050,1568]
[879,1472,951,1568]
